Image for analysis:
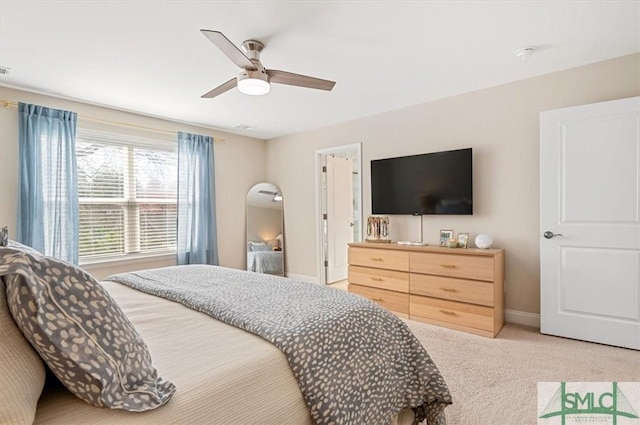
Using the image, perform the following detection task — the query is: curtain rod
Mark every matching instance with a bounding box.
[1,98,226,142]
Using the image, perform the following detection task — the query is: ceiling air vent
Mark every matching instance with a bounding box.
[235,124,256,131]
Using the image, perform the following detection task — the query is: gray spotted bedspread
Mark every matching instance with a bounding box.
[247,250,283,275]
[105,265,452,425]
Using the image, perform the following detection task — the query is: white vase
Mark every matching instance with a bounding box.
[475,234,493,249]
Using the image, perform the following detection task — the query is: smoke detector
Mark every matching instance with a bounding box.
[515,47,535,59]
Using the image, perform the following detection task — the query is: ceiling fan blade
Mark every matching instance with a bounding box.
[201,78,237,98]
[200,29,256,70]
[267,70,336,91]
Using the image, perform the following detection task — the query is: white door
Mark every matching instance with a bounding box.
[326,155,353,283]
[540,96,640,350]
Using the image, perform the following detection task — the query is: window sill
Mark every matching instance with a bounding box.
[79,251,176,268]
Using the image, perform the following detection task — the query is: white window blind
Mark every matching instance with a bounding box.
[76,131,177,260]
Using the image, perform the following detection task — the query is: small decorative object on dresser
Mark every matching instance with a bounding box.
[446,238,458,248]
[439,230,454,247]
[474,234,493,249]
[457,233,469,248]
[366,215,391,243]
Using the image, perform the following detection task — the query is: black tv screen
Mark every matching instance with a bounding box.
[371,148,473,215]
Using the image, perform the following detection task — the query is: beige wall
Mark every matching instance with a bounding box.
[0,86,267,279]
[247,206,283,245]
[265,53,640,315]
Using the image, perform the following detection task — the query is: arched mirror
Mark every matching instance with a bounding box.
[246,183,284,276]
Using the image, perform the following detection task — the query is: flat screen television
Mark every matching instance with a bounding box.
[371,148,473,215]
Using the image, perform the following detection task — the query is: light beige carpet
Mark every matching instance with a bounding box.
[404,320,640,425]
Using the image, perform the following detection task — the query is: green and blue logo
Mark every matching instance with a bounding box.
[538,382,640,425]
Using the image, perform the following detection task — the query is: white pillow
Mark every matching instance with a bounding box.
[250,243,272,252]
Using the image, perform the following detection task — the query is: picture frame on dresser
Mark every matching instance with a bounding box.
[439,230,454,247]
[457,233,469,248]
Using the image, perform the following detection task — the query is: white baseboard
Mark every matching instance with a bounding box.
[285,273,319,284]
[505,309,540,328]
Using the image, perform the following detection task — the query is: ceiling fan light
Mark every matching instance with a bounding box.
[238,77,270,95]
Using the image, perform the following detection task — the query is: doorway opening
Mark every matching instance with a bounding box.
[315,143,362,285]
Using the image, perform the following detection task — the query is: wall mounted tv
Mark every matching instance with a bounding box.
[371,148,473,215]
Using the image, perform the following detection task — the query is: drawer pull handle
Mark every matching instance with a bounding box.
[439,309,458,316]
[440,287,458,293]
[371,297,383,301]
[371,257,383,261]
[440,264,457,269]
[370,277,383,281]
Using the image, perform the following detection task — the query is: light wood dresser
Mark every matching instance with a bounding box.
[348,242,505,337]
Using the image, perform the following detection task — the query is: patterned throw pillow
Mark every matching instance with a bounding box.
[0,226,7,246]
[0,246,176,411]
[7,240,42,256]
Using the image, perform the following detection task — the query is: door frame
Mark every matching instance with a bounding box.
[314,143,362,285]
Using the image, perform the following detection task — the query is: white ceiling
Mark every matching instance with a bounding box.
[1,1,638,140]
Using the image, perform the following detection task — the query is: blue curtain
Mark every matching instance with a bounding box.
[18,102,79,264]
[177,131,218,265]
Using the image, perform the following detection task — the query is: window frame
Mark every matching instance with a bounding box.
[76,128,177,265]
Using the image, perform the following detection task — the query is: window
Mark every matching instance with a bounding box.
[76,130,177,260]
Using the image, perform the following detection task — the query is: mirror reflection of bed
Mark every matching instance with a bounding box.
[246,183,284,276]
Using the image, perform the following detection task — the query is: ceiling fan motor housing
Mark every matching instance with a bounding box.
[237,39,270,95]
[242,39,265,62]
[237,69,269,83]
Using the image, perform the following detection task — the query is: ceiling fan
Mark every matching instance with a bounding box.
[200,30,336,98]
[258,189,282,202]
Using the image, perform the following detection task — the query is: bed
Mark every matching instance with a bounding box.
[247,241,283,275]
[247,250,283,275]
[0,242,451,425]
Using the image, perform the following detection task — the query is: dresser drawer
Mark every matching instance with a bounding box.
[349,265,409,293]
[349,284,409,315]
[410,252,494,281]
[410,295,493,331]
[410,274,494,306]
[349,247,409,271]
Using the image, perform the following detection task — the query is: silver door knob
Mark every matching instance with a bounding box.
[543,231,563,239]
